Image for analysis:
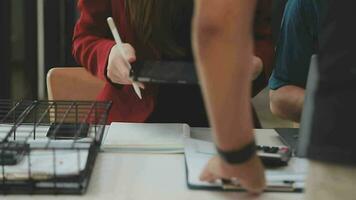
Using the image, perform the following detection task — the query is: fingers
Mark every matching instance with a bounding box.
[241,179,265,194]
[200,166,217,182]
[251,56,263,80]
[107,60,132,85]
[199,155,266,194]
[200,172,218,183]
[121,44,145,88]
[108,73,132,85]
[200,157,221,182]
[237,156,266,194]
[107,43,146,89]
[107,43,136,85]
[135,82,145,89]
[121,43,136,63]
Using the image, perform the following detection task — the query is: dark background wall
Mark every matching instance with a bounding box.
[0,0,11,99]
[2,1,282,100]
[24,0,38,99]
[0,0,78,100]
[44,0,78,70]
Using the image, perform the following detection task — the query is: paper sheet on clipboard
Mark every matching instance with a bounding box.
[184,138,308,192]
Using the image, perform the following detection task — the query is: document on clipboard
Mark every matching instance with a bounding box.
[184,138,308,192]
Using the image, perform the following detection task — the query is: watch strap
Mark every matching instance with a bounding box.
[217,141,257,165]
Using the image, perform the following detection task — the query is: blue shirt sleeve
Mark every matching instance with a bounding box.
[269,0,319,90]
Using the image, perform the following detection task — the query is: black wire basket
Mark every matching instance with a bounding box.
[0,100,112,194]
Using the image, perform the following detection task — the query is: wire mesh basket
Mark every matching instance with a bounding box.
[0,100,112,194]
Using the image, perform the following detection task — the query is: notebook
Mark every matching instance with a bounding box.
[185,138,308,192]
[101,122,190,153]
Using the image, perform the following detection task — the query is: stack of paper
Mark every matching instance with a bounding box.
[185,138,308,192]
[0,140,90,180]
[0,124,50,141]
[102,122,190,153]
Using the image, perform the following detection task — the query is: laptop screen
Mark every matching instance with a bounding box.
[297,55,319,157]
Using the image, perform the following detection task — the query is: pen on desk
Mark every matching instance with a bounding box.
[107,17,142,99]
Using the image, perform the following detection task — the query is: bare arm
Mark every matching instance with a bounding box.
[193,0,256,150]
[269,85,305,122]
[193,0,265,193]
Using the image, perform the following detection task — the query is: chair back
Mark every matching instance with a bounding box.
[47,67,105,101]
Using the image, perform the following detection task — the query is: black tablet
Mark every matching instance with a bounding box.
[130,61,198,84]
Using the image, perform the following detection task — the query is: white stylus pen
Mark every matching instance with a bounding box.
[107,17,142,99]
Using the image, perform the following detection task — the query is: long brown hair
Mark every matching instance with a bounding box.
[125,0,193,59]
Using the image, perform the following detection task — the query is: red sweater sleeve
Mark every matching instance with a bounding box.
[72,0,116,81]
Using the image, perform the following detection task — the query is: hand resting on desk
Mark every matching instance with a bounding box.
[200,154,266,194]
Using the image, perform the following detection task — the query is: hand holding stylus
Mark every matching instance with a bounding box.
[107,17,143,99]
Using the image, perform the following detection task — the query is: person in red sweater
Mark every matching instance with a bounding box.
[72,0,273,126]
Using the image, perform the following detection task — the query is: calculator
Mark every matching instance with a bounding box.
[257,145,292,167]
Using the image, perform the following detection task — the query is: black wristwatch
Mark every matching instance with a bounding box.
[216,141,257,165]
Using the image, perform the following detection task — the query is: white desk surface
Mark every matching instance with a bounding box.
[2,127,304,200]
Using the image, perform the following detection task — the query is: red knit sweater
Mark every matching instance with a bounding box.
[73,0,157,123]
[72,0,274,123]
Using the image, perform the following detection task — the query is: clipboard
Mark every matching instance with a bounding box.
[184,138,307,193]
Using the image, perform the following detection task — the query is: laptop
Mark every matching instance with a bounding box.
[275,55,319,157]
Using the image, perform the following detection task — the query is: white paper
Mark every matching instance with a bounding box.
[191,128,287,148]
[0,123,99,141]
[185,139,222,187]
[0,149,89,180]
[0,140,91,180]
[0,124,93,181]
[0,124,50,141]
[102,123,190,153]
[184,138,308,191]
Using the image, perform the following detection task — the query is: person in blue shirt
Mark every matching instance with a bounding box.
[269,0,322,122]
